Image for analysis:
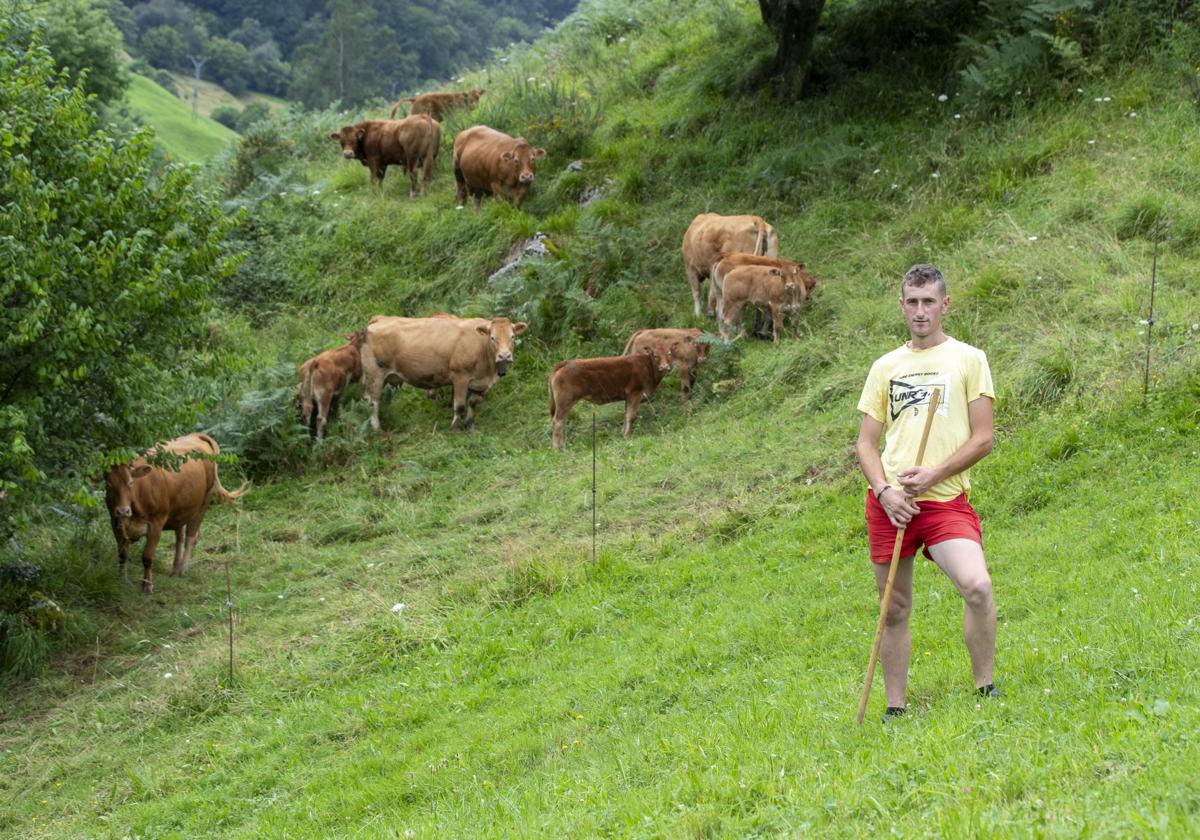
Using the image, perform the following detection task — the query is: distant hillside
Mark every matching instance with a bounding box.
[126,73,236,162]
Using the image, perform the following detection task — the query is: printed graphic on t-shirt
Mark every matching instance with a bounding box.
[888,378,948,420]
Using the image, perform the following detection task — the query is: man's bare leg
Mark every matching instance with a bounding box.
[873,555,915,709]
[928,538,995,689]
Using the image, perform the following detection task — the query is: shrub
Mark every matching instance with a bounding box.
[211,104,241,130]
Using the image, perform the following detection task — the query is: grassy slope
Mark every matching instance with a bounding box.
[4,1,1200,836]
[126,74,236,162]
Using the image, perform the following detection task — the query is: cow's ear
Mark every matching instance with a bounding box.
[797,263,806,270]
[476,325,491,337]
[131,465,153,479]
[500,150,517,162]
[532,148,547,160]
[771,268,783,275]
[329,132,340,141]
[512,322,528,335]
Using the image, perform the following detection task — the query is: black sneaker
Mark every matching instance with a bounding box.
[881,706,907,723]
[977,684,1004,698]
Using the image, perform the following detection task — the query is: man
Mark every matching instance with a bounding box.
[855,264,998,720]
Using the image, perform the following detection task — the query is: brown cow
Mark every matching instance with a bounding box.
[361,315,528,432]
[453,125,547,210]
[710,253,813,334]
[298,331,365,440]
[548,345,673,450]
[103,433,248,594]
[622,328,710,400]
[329,115,441,195]
[719,263,817,343]
[390,88,485,121]
[681,213,779,317]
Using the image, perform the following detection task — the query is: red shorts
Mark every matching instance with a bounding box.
[865,491,982,564]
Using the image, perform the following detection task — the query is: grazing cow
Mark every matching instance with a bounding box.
[622,328,710,400]
[103,433,248,594]
[298,331,365,440]
[719,262,817,343]
[681,213,779,317]
[548,345,673,450]
[329,115,441,195]
[361,315,528,432]
[390,88,485,121]
[453,125,547,210]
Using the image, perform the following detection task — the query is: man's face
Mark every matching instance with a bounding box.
[899,282,949,338]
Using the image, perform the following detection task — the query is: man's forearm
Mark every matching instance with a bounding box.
[926,432,993,486]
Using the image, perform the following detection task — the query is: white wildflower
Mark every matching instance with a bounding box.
[931,172,940,178]
[1087,140,1095,145]
[392,603,406,613]
[1103,96,1112,102]
[527,76,536,82]
[872,168,881,175]
[937,94,948,102]
[891,184,899,190]
[1028,235,1038,241]
[163,672,173,680]
[954,114,961,120]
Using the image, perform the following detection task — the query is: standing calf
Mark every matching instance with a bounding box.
[298,331,366,439]
[622,328,710,400]
[548,345,673,450]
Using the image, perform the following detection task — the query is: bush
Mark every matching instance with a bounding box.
[0,14,239,533]
[211,104,241,130]
[235,101,271,132]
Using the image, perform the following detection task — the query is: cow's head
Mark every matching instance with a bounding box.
[671,336,709,369]
[345,330,367,350]
[642,343,673,374]
[467,89,485,105]
[475,318,528,376]
[500,140,547,185]
[330,125,366,160]
[103,463,152,520]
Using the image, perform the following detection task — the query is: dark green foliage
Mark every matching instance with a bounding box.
[11,0,129,103]
[210,102,239,128]
[139,23,187,69]
[0,13,238,531]
[235,100,271,132]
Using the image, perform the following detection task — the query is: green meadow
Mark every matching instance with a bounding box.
[3,0,1199,836]
[125,74,236,163]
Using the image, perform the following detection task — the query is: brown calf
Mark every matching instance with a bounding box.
[548,346,672,450]
[622,328,710,400]
[298,331,366,439]
[720,263,817,343]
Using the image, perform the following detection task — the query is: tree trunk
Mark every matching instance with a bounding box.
[188,55,209,119]
[758,0,826,98]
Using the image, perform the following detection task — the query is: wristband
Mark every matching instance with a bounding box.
[875,485,892,502]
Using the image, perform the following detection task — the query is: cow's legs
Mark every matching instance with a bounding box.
[472,192,482,212]
[454,165,467,207]
[551,397,572,450]
[687,268,704,317]
[172,525,187,576]
[771,303,784,345]
[681,369,693,402]
[180,514,204,576]
[463,390,484,430]
[111,521,129,581]
[707,272,720,318]
[364,371,384,432]
[623,395,643,438]
[141,519,165,594]
[422,155,434,195]
[315,392,331,440]
[407,162,419,197]
[450,377,470,432]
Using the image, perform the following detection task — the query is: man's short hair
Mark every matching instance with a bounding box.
[901,263,947,297]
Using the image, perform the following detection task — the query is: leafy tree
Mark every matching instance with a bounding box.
[0,13,238,534]
[210,103,239,128]
[139,24,186,69]
[758,0,827,97]
[205,35,251,94]
[22,0,129,103]
[235,100,271,131]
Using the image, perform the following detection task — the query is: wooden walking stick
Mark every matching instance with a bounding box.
[856,386,942,725]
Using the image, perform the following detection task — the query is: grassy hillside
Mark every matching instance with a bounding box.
[3,0,1199,836]
[126,74,236,162]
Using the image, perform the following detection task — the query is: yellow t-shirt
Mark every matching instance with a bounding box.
[857,337,995,502]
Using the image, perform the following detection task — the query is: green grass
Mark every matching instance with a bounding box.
[126,74,236,163]
[3,0,1200,836]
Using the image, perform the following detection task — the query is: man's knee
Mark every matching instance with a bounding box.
[884,593,911,626]
[960,575,993,609]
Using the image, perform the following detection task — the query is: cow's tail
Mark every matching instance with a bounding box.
[213,467,250,504]
[753,219,767,256]
[621,331,643,356]
[389,97,414,118]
